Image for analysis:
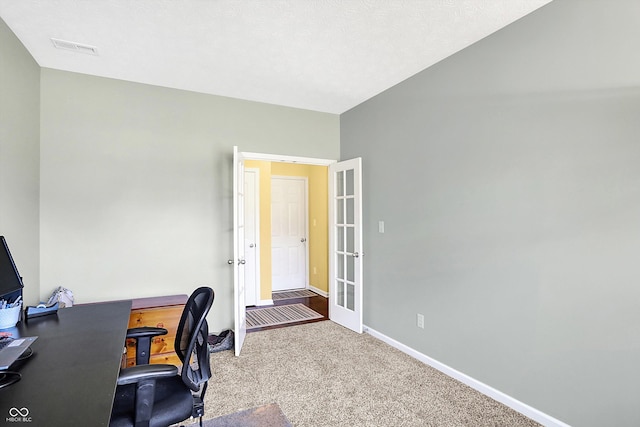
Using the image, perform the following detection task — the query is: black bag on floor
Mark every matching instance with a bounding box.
[208,329,234,353]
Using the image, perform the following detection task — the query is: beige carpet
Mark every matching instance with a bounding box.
[205,321,541,427]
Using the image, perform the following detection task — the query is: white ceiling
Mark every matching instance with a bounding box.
[0,0,552,114]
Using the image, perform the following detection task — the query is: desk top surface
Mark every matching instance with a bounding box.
[0,300,132,426]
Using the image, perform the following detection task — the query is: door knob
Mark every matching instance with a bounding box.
[239,259,246,265]
[301,238,307,243]
[249,243,255,248]
[352,252,359,258]
[228,259,234,265]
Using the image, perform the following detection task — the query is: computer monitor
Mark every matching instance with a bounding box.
[0,236,23,302]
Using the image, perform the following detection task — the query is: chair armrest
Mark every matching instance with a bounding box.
[126,326,168,339]
[117,364,179,386]
[127,327,168,366]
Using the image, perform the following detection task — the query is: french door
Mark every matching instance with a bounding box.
[328,158,363,333]
[232,146,247,356]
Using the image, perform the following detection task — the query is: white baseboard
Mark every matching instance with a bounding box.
[257,299,273,306]
[308,285,328,298]
[363,325,570,427]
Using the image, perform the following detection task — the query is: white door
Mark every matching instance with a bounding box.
[232,146,247,356]
[244,168,260,306]
[329,158,363,333]
[271,176,308,292]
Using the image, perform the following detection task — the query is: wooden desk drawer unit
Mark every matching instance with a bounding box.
[126,294,188,367]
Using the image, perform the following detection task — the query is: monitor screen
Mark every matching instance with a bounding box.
[0,236,24,298]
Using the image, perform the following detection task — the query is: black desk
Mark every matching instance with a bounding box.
[0,301,132,426]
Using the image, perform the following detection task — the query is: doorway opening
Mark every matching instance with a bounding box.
[233,148,363,355]
[243,160,329,307]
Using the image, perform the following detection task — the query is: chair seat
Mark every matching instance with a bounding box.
[110,375,193,427]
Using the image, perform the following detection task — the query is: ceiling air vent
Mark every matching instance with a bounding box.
[51,38,99,55]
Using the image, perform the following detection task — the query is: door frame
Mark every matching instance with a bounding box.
[241,152,336,167]
[233,150,356,356]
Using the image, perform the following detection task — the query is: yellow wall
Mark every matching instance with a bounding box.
[245,160,328,302]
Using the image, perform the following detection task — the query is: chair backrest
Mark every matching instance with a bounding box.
[174,286,214,392]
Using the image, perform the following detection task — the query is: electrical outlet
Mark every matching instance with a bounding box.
[417,313,425,329]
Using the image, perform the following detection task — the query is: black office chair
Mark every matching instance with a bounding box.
[110,287,214,427]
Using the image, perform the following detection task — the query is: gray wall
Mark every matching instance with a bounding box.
[39,69,339,331]
[341,1,640,426]
[0,18,40,304]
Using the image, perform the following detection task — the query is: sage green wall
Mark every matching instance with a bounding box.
[39,69,339,331]
[341,1,640,426]
[0,18,40,305]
